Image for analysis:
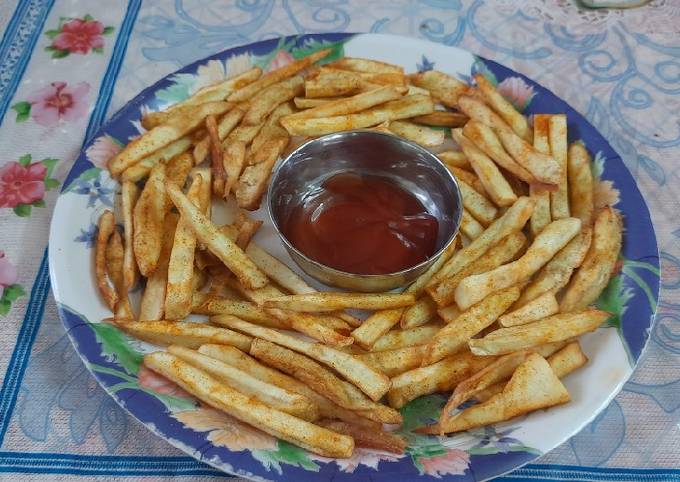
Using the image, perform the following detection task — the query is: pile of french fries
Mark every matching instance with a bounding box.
[94,48,622,457]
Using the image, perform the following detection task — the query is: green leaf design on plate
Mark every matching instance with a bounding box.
[12,101,31,122]
[64,167,102,192]
[0,284,26,315]
[89,322,143,375]
[13,204,32,217]
[291,37,347,63]
[472,56,498,86]
[155,73,195,105]
[399,393,446,432]
[253,440,320,474]
[140,388,196,412]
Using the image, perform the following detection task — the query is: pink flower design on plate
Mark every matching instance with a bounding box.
[25,81,90,127]
[420,448,470,478]
[86,135,122,169]
[496,77,535,111]
[0,251,19,291]
[0,162,46,208]
[52,18,105,54]
[138,364,192,399]
[266,49,295,72]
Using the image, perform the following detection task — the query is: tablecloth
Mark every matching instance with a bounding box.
[0,1,679,480]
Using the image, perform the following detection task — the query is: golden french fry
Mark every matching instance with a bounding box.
[267,309,354,347]
[560,207,622,312]
[250,339,400,424]
[437,150,469,168]
[549,114,570,219]
[305,69,361,98]
[168,345,319,420]
[281,94,434,136]
[114,319,252,351]
[455,217,582,310]
[144,351,353,458]
[121,182,139,291]
[499,292,558,327]
[140,213,179,321]
[318,420,406,454]
[165,152,193,192]
[495,126,562,186]
[352,309,404,350]
[106,229,133,319]
[458,179,497,226]
[567,142,594,226]
[250,102,293,155]
[266,292,415,312]
[437,303,460,323]
[517,226,592,307]
[235,137,287,210]
[244,243,313,295]
[457,94,511,131]
[409,70,468,108]
[166,183,268,289]
[529,114,552,236]
[234,211,262,249]
[329,57,404,75]
[294,97,336,108]
[194,106,246,164]
[424,287,520,365]
[120,136,192,183]
[448,166,486,197]
[400,297,438,329]
[141,101,232,131]
[475,74,531,141]
[357,345,427,377]
[205,114,226,197]
[469,309,609,356]
[164,174,203,320]
[371,323,443,352]
[411,111,468,127]
[212,316,390,401]
[226,123,264,145]
[133,163,167,276]
[460,210,484,240]
[289,86,405,121]
[388,120,444,147]
[194,298,283,328]
[387,351,495,409]
[243,76,303,126]
[221,140,246,197]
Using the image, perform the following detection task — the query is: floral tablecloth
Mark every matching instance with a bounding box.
[0,1,679,481]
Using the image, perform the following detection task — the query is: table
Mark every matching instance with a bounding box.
[0,1,678,480]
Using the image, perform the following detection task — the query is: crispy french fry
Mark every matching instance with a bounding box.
[139,213,179,321]
[288,86,404,120]
[165,151,194,192]
[250,102,293,156]
[234,211,262,249]
[227,123,264,145]
[455,217,581,310]
[424,287,520,365]
[460,210,484,240]
[371,323,443,352]
[212,316,390,401]
[387,351,495,409]
[475,74,531,142]
[449,166,486,196]
[352,309,404,350]
[529,114,552,236]
[168,345,319,420]
[318,420,406,454]
[114,319,252,351]
[567,142,594,226]
[121,136,192,183]
[329,57,404,75]
[294,97,336,108]
[245,243,314,295]
[235,137,287,210]
[387,120,444,147]
[438,303,460,323]
[305,70,361,98]
[106,229,133,319]
[499,292,558,327]
[495,126,562,186]
[560,207,622,312]
[194,106,246,164]
[469,309,609,356]
[221,140,246,197]
[438,150,469,168]
[167,184,268,289]
[144,351,353,458]
[400,297,438,329]
[243,76,303,126]
[195,299,284,328]
[357,345,426,377]
[205,114,226,197]
[164,174,203,320]
[549,114,570,219]
[458,94,511,132]
[457,179,497,226]
[121,182,139,291]
[409,70,468,108]
[281,94,434,136]
[411,111,468,127]
[267,309,354,347]
[132,163,167,276]
[266,292,415,312]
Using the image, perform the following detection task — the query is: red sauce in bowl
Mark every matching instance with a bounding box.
[282,173,439,275]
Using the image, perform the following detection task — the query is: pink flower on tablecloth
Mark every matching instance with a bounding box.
[22,81,91,126]
[0,251,18,291]
[86,135,122,169]
[53,18,104,54]
[495,76,535,112]
[138,364,192,399]
[0,161,46,208]
[419,448,470,478]
[266,49,295,72]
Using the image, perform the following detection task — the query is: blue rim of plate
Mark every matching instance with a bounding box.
[50,33,660,482]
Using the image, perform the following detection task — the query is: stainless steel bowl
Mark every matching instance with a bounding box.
[267,130,463,292]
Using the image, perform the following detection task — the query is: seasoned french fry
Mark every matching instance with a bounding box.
[267,309,354,347]
[121,182,139,291]
[352,309,404,350]
[388,120,444,147]
[294,97,336,108]
[455,217,582,310]
[475,74,531,142]
[329,57,404,75]
[194,106,246,164]
[106,229,133,319]
[212,316,390,401]
[205,114,226,197]
[144,351,353,458]
[318,420,406,454]
[529,114,552,236]
[288,86,404,120]
[133,163,167,276]
[168,345,319,420]
[437,150,469,168]
[457,94,511,132]
[121,136,192,183]
[460,210,484,240]
[438,303,460,323]
[457,179,497,226]
[245,243,314,295]
[114,319,252,351]
[371,323,443,352]
[567,142,594,226]
[495,126,562,186]
[400,297,438,329]
[499,292,558,327]
[165,152,194,194]
[235,137,288,210]
[222,140,246,197]
[424,287,520,365]
[549,114,570,219]
[305,70,361,98]
[469,309,609,355]
[449,166,486,196]
[250,102,293,155]
[167,184,268,289]
[265,292,415,312]
[234,211,262,249]
[195,299,283,328]
[409,70,468,108]
[243,76,303,126]
[560,207,622,312]
[357,345,427,377]
[411,111,468,127]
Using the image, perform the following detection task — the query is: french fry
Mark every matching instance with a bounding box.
[318,420,406,454]
[167,184,268,289]
[109,102,231,175]
[140,213,179,321]
[388,120,444,147]
[229,49,331,103]
[449,166,487,196]
[235,137,287,210]
[455,217,582,310]
[164,174,203,320]
[421,353,569,434]
[245,243,314,295]
[120,136,192,183]
[243,76,303,126]
[194,106,246,164]
[195,299,284,328]
[329,57,404,75]
[457,179,498,226]
[114,319,252,351]
[409,70,468,108]
[106,230,133,319]
[212,316,390,401]
[560,207,622,312]
[289,86,405,121]
[144,351,353,458]
[234,211,262,249]
[549,114,570,219]
[495,126,562,186]
[217,141,245,199]
[469,309,609,356]
[423,287,520,365]
[249,102,293,156]
[567,142,594,226]
[387,351,495,409]
[226,123,264,145]
[400,297,438,329]
[437,150,469,168]
[529,114,552,236]
[516,226,592,306]
[267,309,354,347]
[305,70,361,98]
[294,97,336,108]
[411,111,468,127]
[265,292,415,312]
[475,74,531,142]
[352,309,404,350]
[205,114,226,197]
[168,345,319,420]
[250,339,400,424]
[357,346,427,377]
[133,163,167,276]
[121,182,139,290]
[438,304,460,323]
[281,94,434,136]
[499,292,558,327]
[453,129,517,207]
[460,210,484,240]
[371,323,443,352]
[165,152,194,193]
[458,94,511,132]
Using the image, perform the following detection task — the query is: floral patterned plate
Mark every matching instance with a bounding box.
[48,34,659,481]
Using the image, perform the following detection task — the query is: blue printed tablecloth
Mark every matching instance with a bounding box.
[0,1,678,480]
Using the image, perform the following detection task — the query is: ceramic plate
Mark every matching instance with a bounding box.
[48,33,660,482]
